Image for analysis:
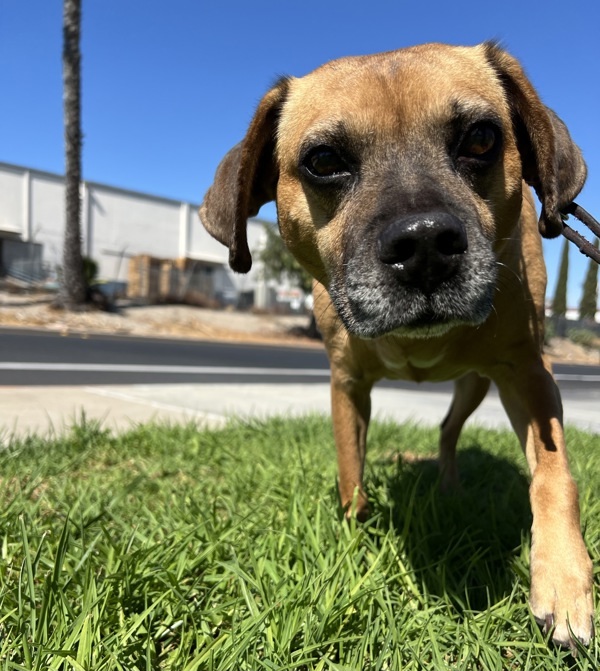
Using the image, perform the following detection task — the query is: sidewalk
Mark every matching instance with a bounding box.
[2,381,600,441]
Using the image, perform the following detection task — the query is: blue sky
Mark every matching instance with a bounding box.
[1,0,599,307]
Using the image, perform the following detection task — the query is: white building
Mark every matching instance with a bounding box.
[0,160,283,308]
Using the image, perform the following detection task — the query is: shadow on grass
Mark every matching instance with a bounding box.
[370,441,531,612]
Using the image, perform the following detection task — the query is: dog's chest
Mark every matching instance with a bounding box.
[372,337,466,383]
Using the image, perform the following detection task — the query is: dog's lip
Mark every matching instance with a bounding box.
[382,310,463,337]
[338,300,472,339]
[333,280,495,339]
[402,311,453,328]
[349,318,461,341]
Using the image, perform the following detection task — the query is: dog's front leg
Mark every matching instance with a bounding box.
[330,372,372,521]
[440,372,491,491]
[495,357,594,647]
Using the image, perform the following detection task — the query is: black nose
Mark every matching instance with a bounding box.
[376,212,468,292]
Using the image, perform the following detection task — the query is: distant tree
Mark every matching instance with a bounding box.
[259,223,319,338]
[579,238,599,322]
[259,223,312,294]
[60,0,86,309]
[551,237,569,318]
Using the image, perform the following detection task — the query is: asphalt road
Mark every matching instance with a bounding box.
[0,328,331,386]
[1,328,599,400]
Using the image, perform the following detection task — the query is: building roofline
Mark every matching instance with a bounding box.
[0,159,272,227]
[0,159,198,209]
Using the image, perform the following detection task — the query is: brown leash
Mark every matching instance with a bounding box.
[560,202,600,263]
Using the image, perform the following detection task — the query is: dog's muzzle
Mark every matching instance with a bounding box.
[330,209,497,339]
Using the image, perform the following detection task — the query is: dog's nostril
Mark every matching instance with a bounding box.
[380,238,416,264]
[436,228,468,256]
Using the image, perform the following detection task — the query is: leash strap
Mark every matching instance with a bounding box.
[560,202,600,264]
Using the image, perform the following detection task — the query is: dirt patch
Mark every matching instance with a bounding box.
[0,291,318,346]
[544,336,600,365]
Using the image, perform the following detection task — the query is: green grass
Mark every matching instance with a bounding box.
[1,416,599,670]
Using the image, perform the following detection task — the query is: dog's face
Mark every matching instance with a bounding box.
[276,44,523,338]
[200,43,586,339]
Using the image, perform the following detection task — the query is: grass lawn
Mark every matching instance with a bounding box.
[0,415,599,670]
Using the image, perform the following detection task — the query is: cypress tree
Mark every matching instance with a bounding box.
[551,237,569,317]
[578,238,599,322]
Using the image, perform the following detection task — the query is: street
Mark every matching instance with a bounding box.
[0,328,330,385]
[2,328,600,390]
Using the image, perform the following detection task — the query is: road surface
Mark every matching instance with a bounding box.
[1,328,599,392]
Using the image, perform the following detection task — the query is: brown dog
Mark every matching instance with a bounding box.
[199,42,593,647]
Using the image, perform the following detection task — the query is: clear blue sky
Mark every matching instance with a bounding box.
[1,0,599,307]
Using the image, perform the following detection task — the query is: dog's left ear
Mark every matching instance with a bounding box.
[484,43,587,238]
[199,78,290,273]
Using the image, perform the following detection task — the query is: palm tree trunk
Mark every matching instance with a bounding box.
[61,0,86,308]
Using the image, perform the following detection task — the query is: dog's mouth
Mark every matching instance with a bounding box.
[389,309,465,338]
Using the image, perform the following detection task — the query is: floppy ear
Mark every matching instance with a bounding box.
[199,78,290,273]
[484,43,587,238]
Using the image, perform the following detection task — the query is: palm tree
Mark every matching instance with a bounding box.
[579,239,599,323]
[61,0,86,308]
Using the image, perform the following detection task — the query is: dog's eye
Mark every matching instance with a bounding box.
[302,146,350,179]
[458,123,499,160]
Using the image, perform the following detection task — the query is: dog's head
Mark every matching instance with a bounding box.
[200,43,586,338]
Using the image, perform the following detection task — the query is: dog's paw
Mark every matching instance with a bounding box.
[530,543,594,648]
[439,459,460,493]
[342,488,370,522]
[343,501,370,523]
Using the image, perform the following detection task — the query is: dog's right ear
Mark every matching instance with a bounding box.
[199,78,290,273]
